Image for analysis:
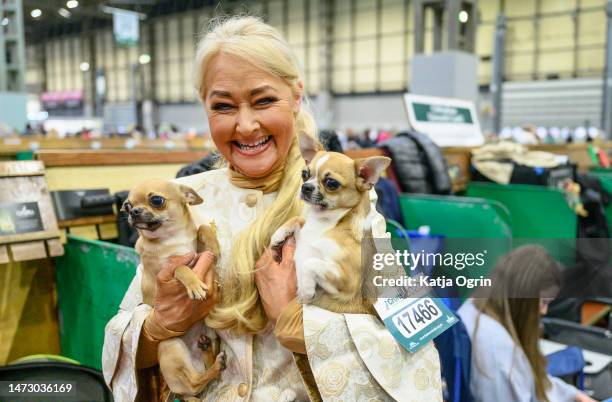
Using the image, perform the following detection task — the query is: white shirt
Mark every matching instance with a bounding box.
[458,300,578,402]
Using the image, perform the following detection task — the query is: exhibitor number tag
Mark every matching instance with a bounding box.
[374,296,458,353]
[394,298,442,337]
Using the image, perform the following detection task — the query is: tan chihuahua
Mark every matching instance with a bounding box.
[270,133,390,314]
[123,179,225,402]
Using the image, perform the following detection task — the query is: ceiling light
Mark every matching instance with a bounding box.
[458,10,469,23]
[31,9,42,18]
[138,54,151,65]
[66,0,79,9]
[79,62,90,72]
[1,18,9,26]
[58,8,71,18]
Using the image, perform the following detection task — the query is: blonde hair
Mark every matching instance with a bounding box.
[194,16,316,333]
[473,245,562,402]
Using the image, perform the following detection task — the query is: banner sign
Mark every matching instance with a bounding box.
[404,94,484,146]
[113,9,139,47]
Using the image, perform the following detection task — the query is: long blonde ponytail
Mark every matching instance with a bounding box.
[195,16,317,333]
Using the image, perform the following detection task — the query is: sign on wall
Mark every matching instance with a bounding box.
[113,9,139,47]
[0,161,63,263]
[403,94,484,147]
[0,202,44,236]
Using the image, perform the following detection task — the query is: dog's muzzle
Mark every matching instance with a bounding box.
[129,209,163,231]
[301,184,327,209]
[301,183,314,198]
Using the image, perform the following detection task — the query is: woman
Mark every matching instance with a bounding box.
[102,16,442,402]
[458,245,597,402]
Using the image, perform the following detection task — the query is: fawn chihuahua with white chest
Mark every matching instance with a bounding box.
[123,179,225,402]
[270,133,391,314]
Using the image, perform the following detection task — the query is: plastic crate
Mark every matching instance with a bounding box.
[54,235,138,369]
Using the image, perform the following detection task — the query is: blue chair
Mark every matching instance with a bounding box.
[546,346,586,391]
[434,300,473,402]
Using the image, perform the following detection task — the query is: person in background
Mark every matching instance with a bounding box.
[458,245,598,402]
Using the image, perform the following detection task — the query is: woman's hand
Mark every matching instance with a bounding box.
[254,237,297,323]
[151,251,219,334]
[575,393,598,402]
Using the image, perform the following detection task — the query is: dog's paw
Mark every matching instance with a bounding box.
[296,288,315,304]
[278,389,297,402]
[197,334,211,351]
[270,228,289,249]
[186,280,208,300]
[214,350,227,371]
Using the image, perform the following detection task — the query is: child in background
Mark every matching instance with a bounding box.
[458,245,598,402]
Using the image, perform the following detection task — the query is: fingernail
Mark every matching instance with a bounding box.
[286,237,296,246]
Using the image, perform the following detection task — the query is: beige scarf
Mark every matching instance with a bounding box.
[228,160,285,194]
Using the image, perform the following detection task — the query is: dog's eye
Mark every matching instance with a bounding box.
[301,169,310,182]
[323,178,340,190]
[149,195,165,208]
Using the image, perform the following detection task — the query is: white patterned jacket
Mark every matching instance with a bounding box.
[102,168,443,402]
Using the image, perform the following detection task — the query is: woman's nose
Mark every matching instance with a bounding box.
[235,105,259,135]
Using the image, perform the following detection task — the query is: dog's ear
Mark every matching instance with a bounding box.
[355,156,391,191]
[298,131,323,165]
[179,184,203,205]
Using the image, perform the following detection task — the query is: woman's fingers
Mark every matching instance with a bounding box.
[256,248,274,270]
[279,236,296,267]
[157,251,196,282]
[193,251,215,282]
[193,251,218,302]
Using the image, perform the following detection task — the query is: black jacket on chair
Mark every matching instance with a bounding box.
[378,131,451,194]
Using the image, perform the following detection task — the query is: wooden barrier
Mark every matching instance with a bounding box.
[0,136,214,160]
[35,149,210,240]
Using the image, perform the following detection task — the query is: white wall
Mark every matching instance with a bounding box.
[501,78,603,129]
[332,93,410,131]
[158,103,208,132]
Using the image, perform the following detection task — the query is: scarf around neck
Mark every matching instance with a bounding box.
[228,160,285,194]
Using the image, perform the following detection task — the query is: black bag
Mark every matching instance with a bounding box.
[378,131,451,194]
[472,161,576,188]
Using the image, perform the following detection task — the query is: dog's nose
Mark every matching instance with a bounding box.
[130,207,144,216]
[301,183,314,197]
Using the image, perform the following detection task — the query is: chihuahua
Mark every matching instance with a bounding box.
[123,179,225,401]
[270,133,391,314]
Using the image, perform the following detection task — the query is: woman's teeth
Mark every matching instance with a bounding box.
[234,136,272,150]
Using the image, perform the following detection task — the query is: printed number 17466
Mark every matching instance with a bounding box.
[394,298,441,337]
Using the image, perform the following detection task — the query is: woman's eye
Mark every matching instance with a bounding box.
[212,103,233,111]
[301,169,310,181]
[149,195,165,208]
[256,97,276,106]
[324,178,340,190]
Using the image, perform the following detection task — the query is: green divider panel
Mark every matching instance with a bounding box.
[466,182,578,267]
[15,150,34,160]
[466,182,576,239]
[55,235,138,370]
[398,194,513,298]
[399,193,512,238]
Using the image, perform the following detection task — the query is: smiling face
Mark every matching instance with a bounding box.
[203,53,302,178]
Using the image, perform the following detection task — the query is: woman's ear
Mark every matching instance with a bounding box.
[293,81,304,115]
